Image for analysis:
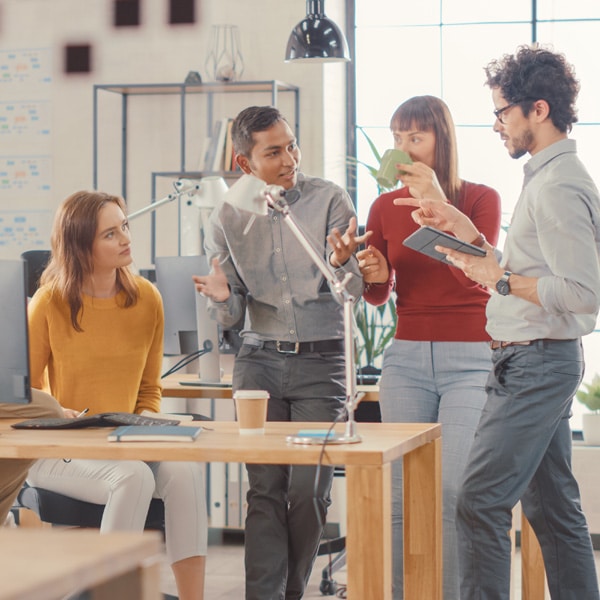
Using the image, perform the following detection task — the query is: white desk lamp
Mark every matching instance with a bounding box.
[128,176,228,256]
[130,176,228,383]
[223,174,361,444]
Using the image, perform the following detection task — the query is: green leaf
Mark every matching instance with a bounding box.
[353,296,396,368]
[357,126,383,164]
[576,374,600,413]
[346,126,397,193]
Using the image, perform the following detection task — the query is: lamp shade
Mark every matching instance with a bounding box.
[223,174,269,215]
[285,0,350,63]
[180,175,229,255]
[191,175,229,209]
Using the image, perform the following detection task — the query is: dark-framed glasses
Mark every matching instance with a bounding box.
[493,98,539,124]
[493,102,519,124]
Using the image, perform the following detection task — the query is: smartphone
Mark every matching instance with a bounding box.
[402,226,486,265]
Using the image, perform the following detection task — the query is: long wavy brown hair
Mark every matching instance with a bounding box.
[41,190,139,331]
[390,95,462,205]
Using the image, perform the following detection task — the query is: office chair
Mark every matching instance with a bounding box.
[20,249,51,297]
[17,483,166,530]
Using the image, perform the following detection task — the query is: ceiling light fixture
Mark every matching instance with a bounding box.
[285,0,350,63]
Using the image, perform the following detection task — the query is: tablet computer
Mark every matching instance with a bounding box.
[402,226,486,265]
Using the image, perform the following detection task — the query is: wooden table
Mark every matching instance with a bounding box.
[0,420,441,600]
[161,375,545,598]
[161,373,380,402]
[0,528,161,600]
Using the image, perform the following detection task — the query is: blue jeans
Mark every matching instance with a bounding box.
[379,340,491,600]
[457,339,599,600]
[234,343,346,600]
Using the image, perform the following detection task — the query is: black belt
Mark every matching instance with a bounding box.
[490,339,572,350]
[246,339,345,354]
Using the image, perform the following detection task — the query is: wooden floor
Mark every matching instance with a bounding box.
[161,530,347,599]
[159,532,600,600]
[8,512,598,599]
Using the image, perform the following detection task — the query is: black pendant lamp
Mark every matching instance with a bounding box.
[285,0,350,63]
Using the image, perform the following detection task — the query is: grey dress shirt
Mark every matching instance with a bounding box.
[204,172,363,343]
[486,138,600,341]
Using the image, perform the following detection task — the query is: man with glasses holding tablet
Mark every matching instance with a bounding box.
[396,44,600,599]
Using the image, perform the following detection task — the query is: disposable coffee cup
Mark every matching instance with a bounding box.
[375,149,412,189]
[234,390,269,435]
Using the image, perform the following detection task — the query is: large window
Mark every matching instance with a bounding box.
[352,0,600,428]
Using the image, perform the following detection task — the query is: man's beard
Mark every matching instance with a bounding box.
[509,128,534,159]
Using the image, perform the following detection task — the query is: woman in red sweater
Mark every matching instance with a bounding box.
[357,95,501,599]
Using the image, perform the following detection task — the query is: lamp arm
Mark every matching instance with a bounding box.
[128,192,179,220]
[265,188,349,295]
[128,179,201,221]
[265,191,361,441]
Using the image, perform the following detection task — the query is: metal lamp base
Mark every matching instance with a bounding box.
[286,433,362,445]
[286,418,362,445]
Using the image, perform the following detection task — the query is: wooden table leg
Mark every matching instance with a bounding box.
[521,514,546,600]
[403,437,442,600]
[17,507,50,528]
[345,463,392,600]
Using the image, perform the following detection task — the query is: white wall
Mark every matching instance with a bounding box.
[0,0,349,267]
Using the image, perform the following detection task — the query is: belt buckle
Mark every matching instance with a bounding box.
[276,341,300,354]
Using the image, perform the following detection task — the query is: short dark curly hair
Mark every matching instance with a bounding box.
[484,44,580,133]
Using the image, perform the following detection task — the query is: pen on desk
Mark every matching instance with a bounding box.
[77,408,89,418]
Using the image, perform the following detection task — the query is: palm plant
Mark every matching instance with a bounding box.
[354,296,397,372]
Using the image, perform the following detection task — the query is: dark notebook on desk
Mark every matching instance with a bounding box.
[12,412,182,430]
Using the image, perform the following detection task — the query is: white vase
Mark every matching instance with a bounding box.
[582,412,600,445]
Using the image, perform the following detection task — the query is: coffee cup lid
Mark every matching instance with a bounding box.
[234,390,270,400]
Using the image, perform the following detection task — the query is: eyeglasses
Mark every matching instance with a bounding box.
[493,98,539,124]
[493,102,520,124]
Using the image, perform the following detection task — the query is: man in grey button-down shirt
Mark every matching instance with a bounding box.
[194,106,368,600]
[395,46,600,599]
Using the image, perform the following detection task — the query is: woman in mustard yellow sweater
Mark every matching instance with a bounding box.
[26,190,207,600]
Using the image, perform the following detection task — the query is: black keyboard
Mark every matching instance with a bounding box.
[12,412,182,430]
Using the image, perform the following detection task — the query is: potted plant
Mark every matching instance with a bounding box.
[346,127,398,383]
[576,374,600,445]
[354,296,397,384]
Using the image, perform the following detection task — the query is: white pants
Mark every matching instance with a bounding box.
[27,458,207,563]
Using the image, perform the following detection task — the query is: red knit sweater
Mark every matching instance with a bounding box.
[363,182,501,342]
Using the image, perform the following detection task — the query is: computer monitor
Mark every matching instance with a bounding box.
[0,259,31,404]
[155,255,222,383]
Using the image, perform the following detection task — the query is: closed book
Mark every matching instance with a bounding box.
[211,117,230,172]
[202,120,221,171]
[223,118,234,170]
[108,425,203,442]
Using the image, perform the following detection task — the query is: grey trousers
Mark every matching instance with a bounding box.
[457,339,600,600]
[233,343,346,600]
[378,340,491,599]
[0,389,63,523]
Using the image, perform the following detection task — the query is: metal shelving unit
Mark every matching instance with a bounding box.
[92,80,300,197]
